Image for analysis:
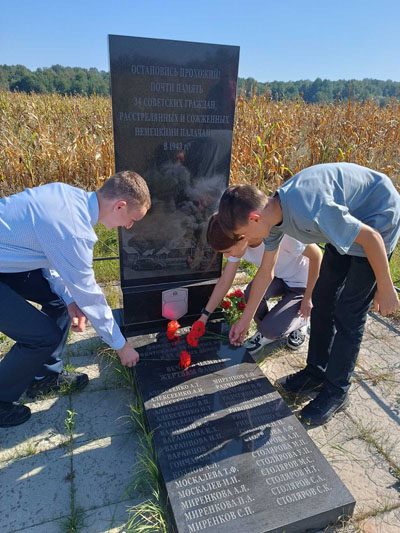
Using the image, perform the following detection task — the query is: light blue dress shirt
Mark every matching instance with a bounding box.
[0,183,125,350]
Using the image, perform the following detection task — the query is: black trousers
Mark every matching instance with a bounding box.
[245,278,307,339]
[307,244,377,393]
[0,269,70,402]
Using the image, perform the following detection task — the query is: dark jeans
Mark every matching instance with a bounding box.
[245,278,307,339]
[0,270,70,402]
[307,244,377,394]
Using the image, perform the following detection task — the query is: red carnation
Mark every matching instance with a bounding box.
[191,320,206,338]
[167,320,180,332]
[234,289,244,298]
[166,320,181,341]
[187,333,199,347]
[179,350,191,369]
[167,330,179,341]
[227,292,236,299]
[237,301,246,310]
[221,300,232,309]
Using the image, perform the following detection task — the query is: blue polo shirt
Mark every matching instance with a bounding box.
[264,163,400,256]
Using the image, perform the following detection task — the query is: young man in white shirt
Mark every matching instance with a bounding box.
[198,214,322,351]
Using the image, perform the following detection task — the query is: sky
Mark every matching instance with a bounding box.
[2,0,400,82]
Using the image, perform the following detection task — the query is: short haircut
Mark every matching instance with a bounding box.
[218,184,266,236]
[98,171,151,209]
[207,213,241,251]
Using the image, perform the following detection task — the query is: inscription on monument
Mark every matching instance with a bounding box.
[109,35,239,284]
[133,331,355,532]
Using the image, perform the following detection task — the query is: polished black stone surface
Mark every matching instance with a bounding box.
[132,328,355,533]
[109,35,239,286]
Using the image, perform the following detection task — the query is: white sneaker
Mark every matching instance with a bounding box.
[286,326,307,350]
[244,332,274,354]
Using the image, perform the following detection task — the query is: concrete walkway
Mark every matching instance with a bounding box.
[0,330,147,533]
[0,311,399,532]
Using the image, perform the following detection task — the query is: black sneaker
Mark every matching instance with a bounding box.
[300,388,350,426]
[26,371,89,399]
[286,327,307,350]
[0,401,31,428]
[280,367,324,397]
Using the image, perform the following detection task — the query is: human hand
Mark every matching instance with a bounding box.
[190,320,206,337]
[373,286,400,316]
[298,296,313,319]
[116,342,140,367]
[229,316,251,346]
[67,302,87,332]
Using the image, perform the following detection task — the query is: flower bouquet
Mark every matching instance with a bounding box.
[220,289,246,325]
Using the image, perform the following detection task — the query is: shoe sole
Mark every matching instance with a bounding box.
[286,341,305,351]
[246,345,265,354]
[246,342,275,355]
[301,397,350,427]
[279,382,324,399]
[0,409,31,428]
[26,376,89,399]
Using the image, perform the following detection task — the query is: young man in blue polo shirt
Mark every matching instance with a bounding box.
[217,162,400,426]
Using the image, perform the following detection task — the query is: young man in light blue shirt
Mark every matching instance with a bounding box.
[217,162,400,426]
[0,170,150,427]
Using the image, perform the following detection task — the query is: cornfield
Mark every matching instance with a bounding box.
[1,91,399,197]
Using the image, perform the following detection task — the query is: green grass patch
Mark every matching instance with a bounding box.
[93,223,120,282]
[98,346,171,532]
[390,244,400,286]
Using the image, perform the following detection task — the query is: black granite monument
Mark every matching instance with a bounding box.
[109,34,355,533]
[132,329,355,533]
[109,35,239,335]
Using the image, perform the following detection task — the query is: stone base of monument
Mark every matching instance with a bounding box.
[129,323,355,533]
[122,279,221,336]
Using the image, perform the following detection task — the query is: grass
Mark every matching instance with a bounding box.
[348,418,400,482]
[93,223,120,282]
[354,364,399,386]
[62,509,85,533]
[390,245,400,286]
[98,346,171,532]
[64,408,77,434]
[353,500,400,525]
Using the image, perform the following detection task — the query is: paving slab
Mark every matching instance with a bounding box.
[0,448,70,532]
[17,517,67,532]
[72,434,138,511]
[356,316,400,420]
[0,396,69,463]
[345,381,400,466]
[68,354,127,392]
[80,498,148,533]
[309,417,400,516]
[65,329,103,358]
[358,506,400,532]
[71,389,134,443]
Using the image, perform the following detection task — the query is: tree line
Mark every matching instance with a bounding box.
[1,64,400,104]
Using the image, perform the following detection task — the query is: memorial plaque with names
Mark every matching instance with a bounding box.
[132,329,355,533]
[109,35,239,335]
